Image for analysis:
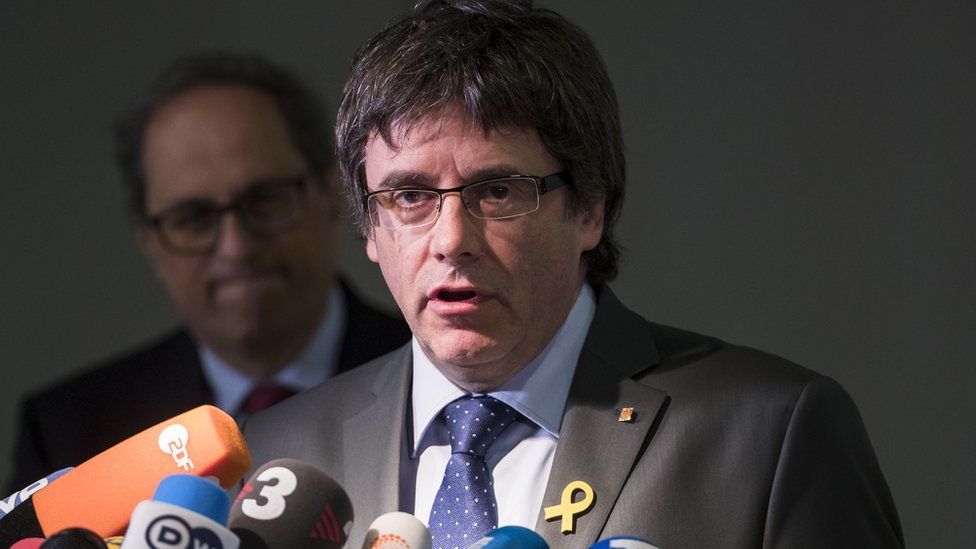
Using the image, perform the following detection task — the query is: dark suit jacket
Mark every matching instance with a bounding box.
[6,281,410,492]
[244,287,903,548]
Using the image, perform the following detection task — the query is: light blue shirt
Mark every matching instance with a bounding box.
[404,283,597,530]
[199,284,345,416]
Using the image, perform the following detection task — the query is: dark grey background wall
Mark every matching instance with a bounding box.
[1,1,972,546]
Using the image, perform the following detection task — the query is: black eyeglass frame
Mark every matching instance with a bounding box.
[143,175,314,255]
[362,170,570,230]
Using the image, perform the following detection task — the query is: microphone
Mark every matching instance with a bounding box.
[361,512,431,549]
[588,536,661,548]
[41,527,107,548]
[10,539,45,549]
[228,459,353,549]
[0,497,43,543]
[467,526,548,548]
[121,474,238,549]
[0,468,73,518]
[0,405,251,544]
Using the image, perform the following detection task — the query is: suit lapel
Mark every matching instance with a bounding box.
[342,346,412,540]
[537,289,669,548]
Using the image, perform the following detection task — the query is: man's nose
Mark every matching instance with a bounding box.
[429,193,482,265]
[213,211,260,259]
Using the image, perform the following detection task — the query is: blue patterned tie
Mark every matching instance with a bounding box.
[428,396,519,549]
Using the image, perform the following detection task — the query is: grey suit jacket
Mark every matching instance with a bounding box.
[244,287,903,548]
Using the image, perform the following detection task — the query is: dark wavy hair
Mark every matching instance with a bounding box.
[114,51,332,219]
[337,0,624,284]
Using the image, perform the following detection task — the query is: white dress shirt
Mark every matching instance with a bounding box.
[403,284,597,530]
[199,284,345,415]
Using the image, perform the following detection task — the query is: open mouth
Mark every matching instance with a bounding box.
[437,289,479,302]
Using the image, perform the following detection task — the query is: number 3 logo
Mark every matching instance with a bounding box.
[241,466,298,520]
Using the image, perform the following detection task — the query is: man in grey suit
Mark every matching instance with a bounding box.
[244,1,903,547]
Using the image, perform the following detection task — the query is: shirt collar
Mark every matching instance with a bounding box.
[411,283,596,456]
[199,283,345,414]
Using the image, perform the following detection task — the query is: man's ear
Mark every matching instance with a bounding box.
[579,199,605,252]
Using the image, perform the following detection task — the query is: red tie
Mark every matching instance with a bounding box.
[242,384,297,415]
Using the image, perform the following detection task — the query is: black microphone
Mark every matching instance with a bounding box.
[229,459,353,549]
[0,497,43,544]
[41,527,107,548]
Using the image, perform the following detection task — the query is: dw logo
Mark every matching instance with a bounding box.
[158,424,195,472]
[145,515,223,549]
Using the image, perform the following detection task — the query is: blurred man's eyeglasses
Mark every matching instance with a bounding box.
[363,171,569,230]
[144,176,312,254]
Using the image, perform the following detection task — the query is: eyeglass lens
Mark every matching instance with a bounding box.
[368,177,541,229]
[153,178,306,252]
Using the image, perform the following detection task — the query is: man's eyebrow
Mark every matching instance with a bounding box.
[373,171,434,190]
[151,195,215,216]
[465,166,523,182]
[371,165,529,191]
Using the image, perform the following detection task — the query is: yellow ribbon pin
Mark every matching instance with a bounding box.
[543,480,596,534]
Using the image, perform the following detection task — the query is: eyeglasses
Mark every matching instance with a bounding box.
[363,171,569,230]
[144,176,312,254]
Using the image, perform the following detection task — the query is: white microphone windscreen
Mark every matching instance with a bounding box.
[361,512,432,549]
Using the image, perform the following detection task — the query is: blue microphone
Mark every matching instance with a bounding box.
[0,468,73,519]
[467,526,548,548]
[588,536,661,548]
[121,474,238,548]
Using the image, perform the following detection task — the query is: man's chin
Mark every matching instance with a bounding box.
[207,324,269,349]
[204,310,283,347]
[422,330,510,370]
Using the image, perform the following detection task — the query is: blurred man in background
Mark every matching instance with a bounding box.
[7,52,409,490]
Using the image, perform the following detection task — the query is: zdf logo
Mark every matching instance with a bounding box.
[158,424,195,471]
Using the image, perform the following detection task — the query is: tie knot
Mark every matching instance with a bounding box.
[441,396,518,457]
[242,383,297,415]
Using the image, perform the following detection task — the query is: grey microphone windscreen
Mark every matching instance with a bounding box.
[229,459,353,549]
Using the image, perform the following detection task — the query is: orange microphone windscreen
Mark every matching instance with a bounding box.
[32,404,251,538]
